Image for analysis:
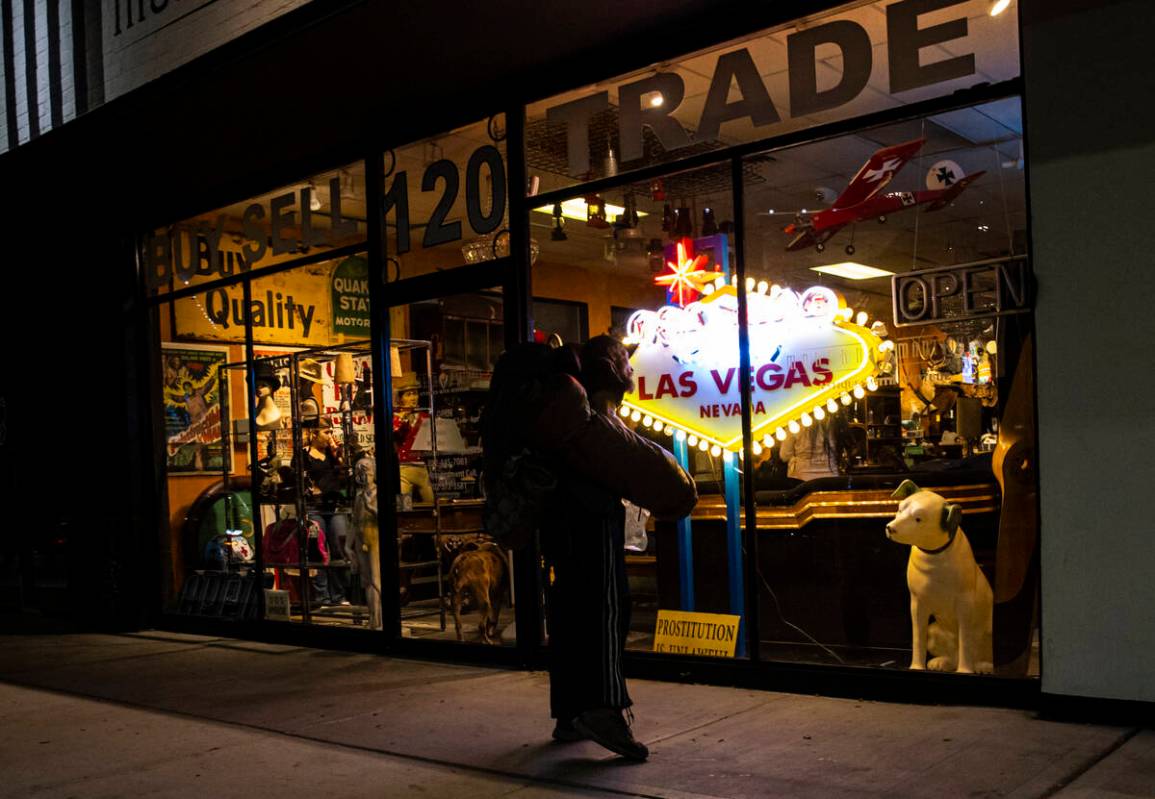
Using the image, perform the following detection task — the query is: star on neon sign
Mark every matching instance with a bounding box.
[654,239,724,306]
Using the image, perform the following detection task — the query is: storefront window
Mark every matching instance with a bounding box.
[158,253,379,629]
[143,162,367,297]
[383,115,510,280]
[527,52,1035,674]
[385,289,518,645]
[741,98,1035,676]
[156,317,243,616]
[532,163,750,658]
[524,0,1019,193]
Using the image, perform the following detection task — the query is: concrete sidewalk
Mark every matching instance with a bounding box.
[0,630,1150,798]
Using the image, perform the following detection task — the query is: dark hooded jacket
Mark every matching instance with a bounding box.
[482,344,697,523]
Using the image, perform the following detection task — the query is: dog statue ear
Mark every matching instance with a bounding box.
[891,479,921,500]
[941,503,962,534]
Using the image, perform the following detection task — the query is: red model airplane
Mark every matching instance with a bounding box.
[783,137,984,254]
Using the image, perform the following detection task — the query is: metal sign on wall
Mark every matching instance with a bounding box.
[102,0,311,102]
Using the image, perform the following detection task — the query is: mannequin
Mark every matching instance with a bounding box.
[254,363,282,430]
[303,420,350,606]
[392,373,433,503]
[297,357,325,428]
[350,445,382,629]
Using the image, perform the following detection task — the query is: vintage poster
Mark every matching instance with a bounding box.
[162,344,230,474]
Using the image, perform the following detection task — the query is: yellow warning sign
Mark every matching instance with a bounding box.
[653,610,741,658]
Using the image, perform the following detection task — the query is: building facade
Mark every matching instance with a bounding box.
[1,0,1151,715]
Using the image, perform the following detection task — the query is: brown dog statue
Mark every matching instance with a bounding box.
[449,542,507,644]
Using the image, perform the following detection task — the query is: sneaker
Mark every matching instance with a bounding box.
[573,708,648,761]
[552,717,584,742]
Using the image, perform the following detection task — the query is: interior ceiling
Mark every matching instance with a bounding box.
[530,96,1026,312]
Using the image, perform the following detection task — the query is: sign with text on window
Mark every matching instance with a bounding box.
[532,0,1019,181]
[622,280,887,453]
[172,258,369,347]
[654,610,741,657]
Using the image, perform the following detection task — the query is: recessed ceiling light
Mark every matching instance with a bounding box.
[810,262,895,280]
[534,197,648,222]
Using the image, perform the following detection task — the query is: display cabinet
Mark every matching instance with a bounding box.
[853,387,904,466]
[243,342,385,628]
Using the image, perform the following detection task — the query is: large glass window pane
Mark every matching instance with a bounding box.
[534,164,749,658]
[741,99,1036,677]
[159,254,377,627]
[387,290,515,645]
[525,0,1019,194]
[157,307,259,619]
[143,162,367,297]
[383,116,510,280]
[247,262,377,628]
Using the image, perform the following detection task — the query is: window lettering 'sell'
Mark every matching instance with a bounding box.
[143,177,358,289]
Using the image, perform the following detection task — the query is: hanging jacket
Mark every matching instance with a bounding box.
[262,517,328,566]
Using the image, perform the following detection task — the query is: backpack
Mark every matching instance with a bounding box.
[482,450,557,551]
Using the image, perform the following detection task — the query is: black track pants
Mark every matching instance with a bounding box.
[545,508,631,721]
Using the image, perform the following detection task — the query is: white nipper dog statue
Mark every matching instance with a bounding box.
[886,480,993,673]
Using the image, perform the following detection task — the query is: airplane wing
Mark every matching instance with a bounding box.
[923,170,986,212]
[831,138,926,210]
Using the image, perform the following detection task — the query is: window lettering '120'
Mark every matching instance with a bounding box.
[383,145,506,255]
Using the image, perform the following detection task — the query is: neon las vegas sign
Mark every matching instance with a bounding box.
[622,279,888,454]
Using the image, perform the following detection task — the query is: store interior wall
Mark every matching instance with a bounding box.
[1023,0,1155,703]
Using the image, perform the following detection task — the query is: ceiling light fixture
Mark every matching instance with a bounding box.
[810,262,895,280]
[550,202,567,241]
[533,197,648,223]
[989,0,1011,16]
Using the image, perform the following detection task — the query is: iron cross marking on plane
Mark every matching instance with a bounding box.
[863,158,903,183]
[782,138,985,255]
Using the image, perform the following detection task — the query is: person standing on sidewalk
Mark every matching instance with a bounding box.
[482,340,696,761]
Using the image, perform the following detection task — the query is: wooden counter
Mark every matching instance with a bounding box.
[691,483,999,530]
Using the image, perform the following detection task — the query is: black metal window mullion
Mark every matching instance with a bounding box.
[505,105,545,662]
[366,150,403,643]
[731,155,761,663]
[506,106,533,344]
[242,278,265,622]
